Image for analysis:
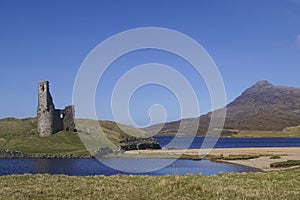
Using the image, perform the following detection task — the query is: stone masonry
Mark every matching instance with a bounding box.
[37,81,76,137]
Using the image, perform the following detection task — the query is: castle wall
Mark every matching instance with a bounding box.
[62,105,76,132]
[37,81,75,137]
[37,81,55,137]
[53,109,64,133]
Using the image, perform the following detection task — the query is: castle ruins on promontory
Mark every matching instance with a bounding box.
[37,81,76,137]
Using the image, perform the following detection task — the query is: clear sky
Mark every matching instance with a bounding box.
[1,0,300,126]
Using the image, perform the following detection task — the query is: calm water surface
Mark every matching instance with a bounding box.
[155,137,300,149]
[0,158,260,176]
[1,137,297,176]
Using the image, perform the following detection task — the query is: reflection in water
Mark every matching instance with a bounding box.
[0,158,260,176]
[33,159,81,174]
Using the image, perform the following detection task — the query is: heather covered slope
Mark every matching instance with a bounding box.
[223,80,300,130]
[144,81,300,136]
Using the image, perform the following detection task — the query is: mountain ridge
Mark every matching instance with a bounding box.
[144,80,300,136]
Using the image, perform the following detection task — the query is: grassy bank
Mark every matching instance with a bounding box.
[270,160,300,168]
[0,168,299,199]
[0,118,88,155]
[0,117,150,155]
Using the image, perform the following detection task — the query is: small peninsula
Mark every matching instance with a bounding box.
[0,81,161,158]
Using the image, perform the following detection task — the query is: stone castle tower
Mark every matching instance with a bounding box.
[37,81,76,137]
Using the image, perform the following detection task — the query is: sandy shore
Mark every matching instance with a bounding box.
[124,147,300,171]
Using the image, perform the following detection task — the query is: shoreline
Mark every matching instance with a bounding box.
[154,135,300,138]
[123,147,300,171]
[0,149,92,159]
[1,147,299,172]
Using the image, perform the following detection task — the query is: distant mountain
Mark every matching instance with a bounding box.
[144,80,300,136]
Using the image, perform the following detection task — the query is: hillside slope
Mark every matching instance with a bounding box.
[144,80,300,136]
[0,117,159,154]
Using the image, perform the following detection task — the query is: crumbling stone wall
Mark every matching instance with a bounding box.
[61,105,76,131]
[37,81,76,137]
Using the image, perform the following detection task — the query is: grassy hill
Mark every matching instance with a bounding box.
[0,117,151,155]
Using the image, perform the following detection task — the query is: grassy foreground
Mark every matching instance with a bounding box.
[0,168,299,200]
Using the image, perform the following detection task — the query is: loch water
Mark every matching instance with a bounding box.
[155,136,300,149]
[0,158,260,176]
[1,137,299,176]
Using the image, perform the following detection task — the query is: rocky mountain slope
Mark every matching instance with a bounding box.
[144,80,300,136]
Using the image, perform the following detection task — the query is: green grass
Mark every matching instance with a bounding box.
[270,155,281,159]
[75,119,149,148]
[179,154,202,160]
[0,117,38,137]
[0,168,299,199]
[222,154,260,160]
[232,127,300,138]
[180,154,260,161]
[0,117,149,155]
[270,160,300,168]
[181,154,287,161]
[0,118,88,155]
[283,125,300,133]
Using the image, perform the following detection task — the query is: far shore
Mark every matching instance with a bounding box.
[123,147,300,171]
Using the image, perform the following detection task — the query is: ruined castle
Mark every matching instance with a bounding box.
[37,81,76,137]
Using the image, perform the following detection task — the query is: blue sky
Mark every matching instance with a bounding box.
[0,0,300,126]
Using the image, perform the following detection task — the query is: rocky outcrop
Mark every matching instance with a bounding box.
[0,149,91,159]
[0,149,28,158]
[120,138,161,151]
[92,147,121,157]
